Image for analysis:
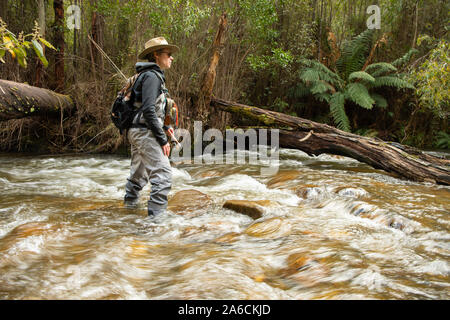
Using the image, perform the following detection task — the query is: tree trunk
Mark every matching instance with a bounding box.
[210,98,450,185]
[0,79,74,121]
[35,0,46,87]
[195,12,227,125]
[53,0,65,92]
[0,0,7,19]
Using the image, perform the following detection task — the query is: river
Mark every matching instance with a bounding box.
[0,149,448,299]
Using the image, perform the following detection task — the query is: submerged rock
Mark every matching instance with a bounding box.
[294,185,325,200]
[213,232,241,243]
[244,217,291,239]
[266,170,301,188]
[168,189,213,215]
[223,200,273,219]
[279,252,329,287]
[334,186,368,198]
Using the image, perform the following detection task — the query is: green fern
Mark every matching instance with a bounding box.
[300,69,320,82]
[371,93,388,108]
[392,48,419,68]
[346,83,375,109]
[297,29,416,132]
[435,131,450,149]
[348,71,376,83]
[372,76,415,89]
[310,81,334,95]
[329,92,350,131]
[365,62,397,77]
[336,29,374,80]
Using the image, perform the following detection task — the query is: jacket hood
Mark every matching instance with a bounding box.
[135,62,164,76]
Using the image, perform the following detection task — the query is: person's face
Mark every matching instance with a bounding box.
[155,50,173,70]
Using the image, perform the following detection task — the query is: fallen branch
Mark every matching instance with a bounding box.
[211,97,450,185]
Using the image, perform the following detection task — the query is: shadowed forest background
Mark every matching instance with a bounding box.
[0,0,448,154]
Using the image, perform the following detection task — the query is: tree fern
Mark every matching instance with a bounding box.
[348,71,375,83]
[300,68,320,82]
[371,93,388,108]
[346,83,375,109]
[392,48,419,68]
[329,92,350,131]
[372,76,415,89]
[365,62,397,77]
[297,29,415,133]
[336,29,374,80]
[310,81,334,95]
[300,59,343,87]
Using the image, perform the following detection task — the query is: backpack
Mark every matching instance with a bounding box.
[110,72,143,134]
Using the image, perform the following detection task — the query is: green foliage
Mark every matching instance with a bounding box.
[297,28,417,131]
[408,38,449,119]
[434,131,450,149]
[329,92,350,131]
[0,19,55,68]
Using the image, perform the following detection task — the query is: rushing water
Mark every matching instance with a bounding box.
[0,149,449,300]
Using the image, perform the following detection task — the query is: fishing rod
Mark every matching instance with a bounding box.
[88,35,181,148]
[88,35,127,80]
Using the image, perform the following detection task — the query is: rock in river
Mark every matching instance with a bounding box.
[168,189,213,215]
[222,200,273,219]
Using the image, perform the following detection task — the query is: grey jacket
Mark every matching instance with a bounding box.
[132,62,168,146]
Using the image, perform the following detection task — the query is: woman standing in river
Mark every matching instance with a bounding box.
[123,37,178,217]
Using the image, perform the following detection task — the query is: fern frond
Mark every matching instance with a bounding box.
[349,71,375,83]
[301,59,343,86]
[373,76,415,89]
[392,48,419,68]
[310,81,334,95]
[365,62,397,77]
[300,69,320,83]
[336,29,374,79]
[371,93,388,108]
[289,83,311,99]
[315,92,331,103]
[329,92,350,132]
[346,83,375,109]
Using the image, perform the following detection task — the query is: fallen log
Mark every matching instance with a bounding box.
[0,79,74,121]
[211,97,450,185]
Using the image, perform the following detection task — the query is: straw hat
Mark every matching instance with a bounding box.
[138,37,179,60]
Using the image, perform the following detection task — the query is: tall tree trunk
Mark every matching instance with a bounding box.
[35,0,46,87]
[53,0,65,93]
[0,0,8,19]
[195,13,228,127]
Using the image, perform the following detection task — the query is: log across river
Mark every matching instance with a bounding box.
[0,150,448,299]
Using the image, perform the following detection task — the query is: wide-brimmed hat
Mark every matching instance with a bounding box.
[138,37,179,60]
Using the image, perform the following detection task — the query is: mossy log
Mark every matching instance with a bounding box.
[0,79,74,121]
[211,98,450,185]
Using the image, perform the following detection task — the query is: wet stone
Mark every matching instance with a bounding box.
[294,185,325,200]
[266,170,301,188]
[223,200,273,219]
[168,189,213,215]
[335,186,368,198]
[244,217,291,239]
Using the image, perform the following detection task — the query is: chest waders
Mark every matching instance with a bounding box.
[124,71,172,217]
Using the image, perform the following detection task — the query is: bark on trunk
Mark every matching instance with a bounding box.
[0,79,74,121]
[195,13,227,124]
[211,98,450,185]
[53,0,65,92]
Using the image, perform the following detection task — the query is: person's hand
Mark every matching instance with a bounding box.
[162,142,171,157]
[166,127,174,138]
